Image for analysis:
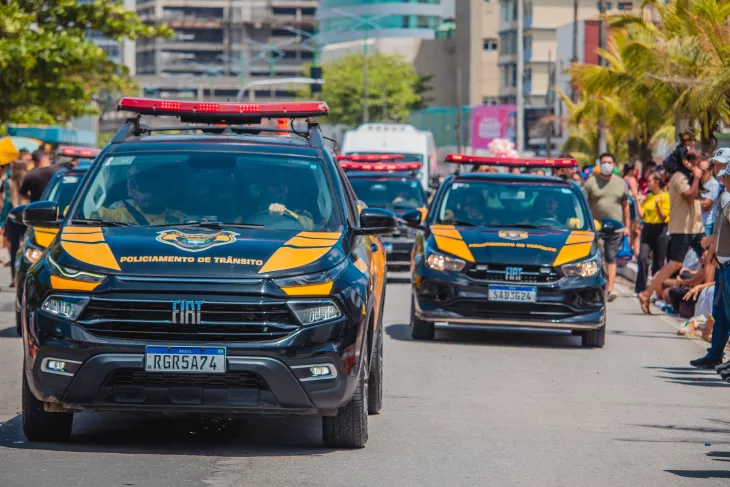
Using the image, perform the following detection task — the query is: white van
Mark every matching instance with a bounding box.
[341,123,437,190]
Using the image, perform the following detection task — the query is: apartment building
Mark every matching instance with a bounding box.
[133,0,318,102]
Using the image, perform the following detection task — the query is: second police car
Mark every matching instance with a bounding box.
[12,146,99,335]
[403,155,608,347]
[339,154,428,271]
[19,99,395,448]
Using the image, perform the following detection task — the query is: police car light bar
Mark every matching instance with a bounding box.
[445,154,577,168]
[340,161,422,171]
[57,146,101,158]
[117,97,329,122]
[336,154,405,162]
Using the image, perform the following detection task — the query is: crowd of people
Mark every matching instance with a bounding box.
[0,148,65,286]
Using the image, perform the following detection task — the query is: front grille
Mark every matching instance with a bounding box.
[466,264,560,284]
[106,370,268,390]
[450,299,575,318]
[78,298,299,342]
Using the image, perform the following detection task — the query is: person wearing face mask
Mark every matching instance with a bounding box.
[638,149,705,313]
[582,153,631,302]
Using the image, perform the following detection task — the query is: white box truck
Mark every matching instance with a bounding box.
[341,123,438,190]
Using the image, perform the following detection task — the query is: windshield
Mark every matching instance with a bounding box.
[71,151,343,231]
[349,178,425,209]
[46,173,84,211]
[436,180,589,230]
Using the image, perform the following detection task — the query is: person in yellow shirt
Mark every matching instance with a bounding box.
[93,163,184,225]
[635,172,670,293]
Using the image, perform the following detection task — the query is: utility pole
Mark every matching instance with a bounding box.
[363,23,369,123]
[597,0,607,154]
[571,0,578,102]
[516,0,525,155]
[546,50,554,157]
[456,68,463,153]
[227,0,234,76]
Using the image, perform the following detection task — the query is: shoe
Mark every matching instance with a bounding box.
[715,360,730,373]
[720,368,730,382]
[607,291,617,302]
[690,355,723,369]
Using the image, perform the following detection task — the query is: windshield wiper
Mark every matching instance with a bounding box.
[70,218,131,227]
[439,219,478,227]
[148,221,264,229]
[501,223,554,229]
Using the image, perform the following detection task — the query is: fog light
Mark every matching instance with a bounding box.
[291,363,338,381]
[41,357,82,377]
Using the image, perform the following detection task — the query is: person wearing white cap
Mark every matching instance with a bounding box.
[691,158,730,369]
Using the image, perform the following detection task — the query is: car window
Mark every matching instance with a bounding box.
[71,151,344,232]
[436,180,589,230]
[350,179,425,209]
[46,174,84,211]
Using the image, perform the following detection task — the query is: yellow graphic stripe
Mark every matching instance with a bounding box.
[61,232,105,243]
[354,258,369,274]
[61,241,121,271]
[430,224,475,262]
[62,226,103,234]
[50,275,101,291]
[553,242,593,266]
[34,228,59,247]
[286,236,339,248]
[259,232,343,274]
[417,207,427,221]
[565,231,595,245]
[280,281,333,296]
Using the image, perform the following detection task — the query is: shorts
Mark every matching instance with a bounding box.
[601,232,623,264]
[668,233,704,264]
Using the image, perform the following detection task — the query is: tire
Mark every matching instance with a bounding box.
[15,310,22,337]
[322,350,368,448]
[22,368,73,442]
[410,296,434,340]
[581,325,606,348]
[368,333,383,414]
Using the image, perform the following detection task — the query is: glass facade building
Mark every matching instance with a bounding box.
[317,0,443,45]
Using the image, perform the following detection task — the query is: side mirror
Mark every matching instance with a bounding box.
[23,201,61,228]
[8,204,27,224]
[359,207,397,236]
[401,209,423,228]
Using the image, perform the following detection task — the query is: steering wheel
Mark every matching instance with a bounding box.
[533,217,562,227]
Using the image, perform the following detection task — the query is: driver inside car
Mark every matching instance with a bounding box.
[529,192,580,229]
[258,173,314,230]
[93,163,184,225]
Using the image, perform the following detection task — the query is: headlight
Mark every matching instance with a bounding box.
[25,246,43,264]
[426,252,466,272]
[561,256,600,277]
[288,300,342,326]
[41,295,90,320]
[47,254,106,283]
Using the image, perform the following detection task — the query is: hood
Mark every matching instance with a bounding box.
[52,225,346,278]
[429,225,595,267]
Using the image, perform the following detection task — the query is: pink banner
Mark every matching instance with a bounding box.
[471,105,517,150]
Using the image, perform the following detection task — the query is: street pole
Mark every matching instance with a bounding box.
[597,0,607,155]
[363,23,369,124]
[227,0,234,76]
[516,0,525,155]
[571,0,578,102]
[546,50,553,157]
[456,68,463,153]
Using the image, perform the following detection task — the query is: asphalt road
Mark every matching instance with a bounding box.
[1,281,730,486]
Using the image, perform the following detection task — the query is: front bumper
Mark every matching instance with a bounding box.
[413,266,606,331]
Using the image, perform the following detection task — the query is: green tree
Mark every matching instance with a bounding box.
[0,0,172,126]
[300,53,424,127]
[567,0,730,156]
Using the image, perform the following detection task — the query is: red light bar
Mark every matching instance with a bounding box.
[337,154,405,162]
[57,146,101,158]
[340,161,422,171]
[445,154,577,168]
[117,97,328,123]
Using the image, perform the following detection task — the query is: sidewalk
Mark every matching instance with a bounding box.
[0,248,15,292]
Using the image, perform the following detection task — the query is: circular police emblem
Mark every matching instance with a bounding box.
[156,230,239,252]
[498,230,528,241]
